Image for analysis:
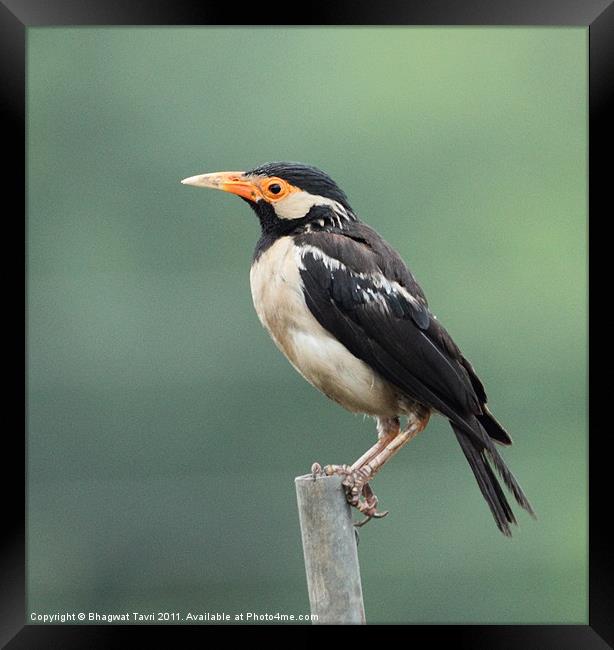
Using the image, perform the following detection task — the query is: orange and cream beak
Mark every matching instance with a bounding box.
[180,171,262,202]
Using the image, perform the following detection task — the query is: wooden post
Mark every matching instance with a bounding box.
[294,473,366,624]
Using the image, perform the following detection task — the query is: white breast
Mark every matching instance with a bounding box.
[249,237,400,416]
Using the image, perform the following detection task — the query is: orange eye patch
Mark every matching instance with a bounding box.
[259,177,298,202]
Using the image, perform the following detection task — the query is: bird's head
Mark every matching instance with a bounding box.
[181,161,356,233]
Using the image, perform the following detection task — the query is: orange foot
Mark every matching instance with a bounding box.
[310,462,389,527]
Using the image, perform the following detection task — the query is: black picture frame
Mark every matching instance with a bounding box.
[2,1,608,645]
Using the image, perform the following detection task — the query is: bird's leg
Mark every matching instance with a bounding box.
[359,410,430,479]
[333,418,401,521]
[349,417,401,472]
[319,412,430,525]
[318,417,401,478]
[353,411,430,525]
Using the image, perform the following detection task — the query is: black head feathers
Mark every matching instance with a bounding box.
[246,161,352,211]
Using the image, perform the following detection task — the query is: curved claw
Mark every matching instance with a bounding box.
[353,509,389,528]
[354,515,372,528]
[314,462,391,526]
[310,462,323,480]
[372,509,389,519]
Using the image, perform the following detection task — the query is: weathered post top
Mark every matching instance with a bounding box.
[295,473,366,624]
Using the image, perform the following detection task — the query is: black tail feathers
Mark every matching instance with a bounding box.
[477,405,513,446]
[451,419,535,536]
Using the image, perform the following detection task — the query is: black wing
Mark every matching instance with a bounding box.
[296,226,483,433]
[295,225,534,534]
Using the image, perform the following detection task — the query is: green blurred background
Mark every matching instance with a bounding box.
[27,28,587,624]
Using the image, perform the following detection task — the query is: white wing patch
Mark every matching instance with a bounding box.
[296,244,423,312]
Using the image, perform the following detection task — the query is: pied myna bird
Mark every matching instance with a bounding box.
[182,162,535,534]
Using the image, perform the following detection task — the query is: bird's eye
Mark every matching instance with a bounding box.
[262,178,288,200]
